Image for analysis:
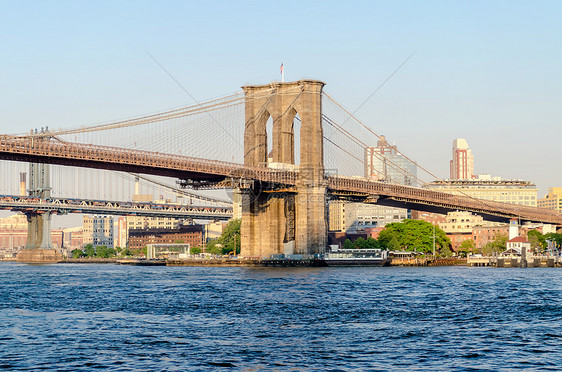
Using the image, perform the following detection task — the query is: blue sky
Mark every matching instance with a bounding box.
[1,0,561,196]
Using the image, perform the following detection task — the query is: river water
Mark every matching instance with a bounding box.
[0,263,561,371]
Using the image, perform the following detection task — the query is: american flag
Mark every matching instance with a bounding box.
[280,63,284,74]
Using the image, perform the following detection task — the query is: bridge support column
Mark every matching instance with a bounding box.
[16,149,62,264]
[240,80,327,258]
[17,211,61,263]
[294,184,327,255]
[241,189,291,258]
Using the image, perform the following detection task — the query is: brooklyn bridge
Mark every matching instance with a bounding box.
[1,80,560,262]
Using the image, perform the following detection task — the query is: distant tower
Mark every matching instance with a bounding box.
[450,138,474,180]
[509,218,519,240]
[364,135,417,186]
[19,172,27,196]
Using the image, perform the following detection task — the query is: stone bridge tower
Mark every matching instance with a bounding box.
[240,80,327,258]
[16,130,62,263]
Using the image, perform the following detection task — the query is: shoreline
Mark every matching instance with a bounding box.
[2,257,467,267]
[3,257,561,267]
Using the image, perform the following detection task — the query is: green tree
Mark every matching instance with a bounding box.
[365,237,381,249]
[71,249,84,259]
[204,220,241,255]
[129,249,142,256]
[96,246,116,258]
[354,237,367,249]
[482,233,508,256]
[342,239,354,250]
[205,240,222,255]
[84,244,95,257]
[141,247,147,257]
[388,236,400,251]
[458,239,476,257]
[122,248,132,256]
[439,245,453,257]
[96,245,108,258]
[378,220,450,253]
[527,230,545,251]
[217,219,241,255]
[190,246,202,254]
[340,237,380,250]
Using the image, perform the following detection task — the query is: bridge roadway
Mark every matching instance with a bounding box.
[1,135,561,225]
[0,194,232,220]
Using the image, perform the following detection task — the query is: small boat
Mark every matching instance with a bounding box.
[323,247,390,266]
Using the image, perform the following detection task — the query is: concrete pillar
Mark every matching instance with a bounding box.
[17,146,62,263]
[240,80,327,258]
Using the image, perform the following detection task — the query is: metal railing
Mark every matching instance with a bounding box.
[1,135,561,224]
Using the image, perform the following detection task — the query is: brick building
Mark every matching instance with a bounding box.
[128,225,204,251]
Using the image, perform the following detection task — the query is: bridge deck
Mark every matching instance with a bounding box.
[1,135,560,225]
[0,195,232,219]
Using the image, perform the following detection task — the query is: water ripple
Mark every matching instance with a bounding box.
[1,263,562,370]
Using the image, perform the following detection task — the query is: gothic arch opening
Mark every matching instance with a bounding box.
[265,115,273,166]
[292,111,301,166]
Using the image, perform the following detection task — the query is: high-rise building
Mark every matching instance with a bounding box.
[538,187,562,212]
[364,135,417,186]
[450,138,474,180]
[346,135,415,232]
[328,201,408,232]
[83,215,114,248]
[115,217,128,249]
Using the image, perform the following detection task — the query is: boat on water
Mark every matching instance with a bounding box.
[323,247,390,266]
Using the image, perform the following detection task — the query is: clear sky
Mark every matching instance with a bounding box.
[1,0,561,196]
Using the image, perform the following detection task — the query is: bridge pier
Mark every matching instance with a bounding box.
[240,80,327,258]
[16,147,62,264]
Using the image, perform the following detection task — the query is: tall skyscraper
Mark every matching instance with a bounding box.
[364,135,417,186]
[450,138,474,180]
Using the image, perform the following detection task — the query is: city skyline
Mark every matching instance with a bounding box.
[1,1,561,197]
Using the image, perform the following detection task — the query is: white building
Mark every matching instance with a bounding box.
[329,201,408,232]
[83,215,114,248]
[450,138,474,180]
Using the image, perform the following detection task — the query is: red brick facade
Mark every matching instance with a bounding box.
[128,225,204,250]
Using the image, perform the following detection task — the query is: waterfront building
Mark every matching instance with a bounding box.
[128,225,204,251]
[0,213,65,258]
[127,215,182,231]
[364,135,417,185]
[413,211,447,226]
[205,221,226,242]
[472,225,509,251]
[115,216,128,249]
[0,213,27,229]
[537,187,562,212]
[426,178,538,207]
[83,215,114,248]
[438,211,483,251]
[328,201,408,232]
[330,135,415,233]
[504,236,531,256]
[61,226,83,254]
[450,138,474,180]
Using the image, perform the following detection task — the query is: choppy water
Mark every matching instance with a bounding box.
[0,263,561,371]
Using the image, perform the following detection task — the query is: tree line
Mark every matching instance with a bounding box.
[71,244,147,259]
[342,219,453,257]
